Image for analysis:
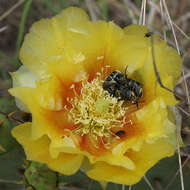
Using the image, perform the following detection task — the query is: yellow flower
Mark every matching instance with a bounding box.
[9,7,182,185]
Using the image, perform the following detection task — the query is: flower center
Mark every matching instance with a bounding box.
[67,75,128,140]
[94,98,109,114]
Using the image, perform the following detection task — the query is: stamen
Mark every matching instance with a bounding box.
[67,74,131,147]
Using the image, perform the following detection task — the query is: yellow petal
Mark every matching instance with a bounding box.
[109,24,149,73]
[124,24,182,83]
[20,7,89,79]
[10,66,39,112]
[93,153,136,170]
[86,139,174,185]
[9,86,47,139]
[35,77,65,111]
[49,136,77,159]
[48,152,83,175]
[12,122,83,175]
[9,86,37,112]
[124,24,149,35]
[11,65,38,88]
[9,86,67,140]
[134,97,175,139]
[123,25,182,104]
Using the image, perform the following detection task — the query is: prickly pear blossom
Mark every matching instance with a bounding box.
[9,7,182,185]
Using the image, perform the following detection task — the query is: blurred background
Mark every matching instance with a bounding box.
[0,0,190,190]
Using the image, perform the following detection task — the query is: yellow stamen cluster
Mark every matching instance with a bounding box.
[67,75,128,139]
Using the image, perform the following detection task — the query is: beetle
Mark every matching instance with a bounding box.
[103,67,142,107]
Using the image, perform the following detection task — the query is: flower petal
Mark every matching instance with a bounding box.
[86,139,174,185]
[11,65,39,88]
[20,7,89,78]
[9,82,77,140]
[93,153,136,170]
[35,77,66,111]
[9,86,36,112]
[12,122,84,175]
[124,25,182,104]
[134,97,175,139]
[10,66,39,112]
[110,24,150,73]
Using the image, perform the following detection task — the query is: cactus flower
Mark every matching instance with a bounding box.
[9,7,182,185]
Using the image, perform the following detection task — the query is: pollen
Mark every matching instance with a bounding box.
[67,75,128,140]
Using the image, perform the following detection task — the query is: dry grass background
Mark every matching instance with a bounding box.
[0,0,190,190]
